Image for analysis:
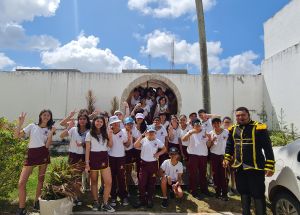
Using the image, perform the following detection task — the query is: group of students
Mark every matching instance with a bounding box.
[15,105,236,214]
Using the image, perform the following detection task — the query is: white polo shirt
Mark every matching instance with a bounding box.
[108,130,128,157]
[169,126,181,145]
[180,124,193,147]
[187,130,209,156]
[68,127,88,154]
[161,159,183,182]
[162,121,170,129]
[123,127,139,150]
[202,118,213,133]
[23,123,50,148]
[85,131,108,152]
[140,138,164,162]
[209,129,229,155]
[155,125,168,144]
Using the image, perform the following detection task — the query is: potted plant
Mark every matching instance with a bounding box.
[39,159,82,215]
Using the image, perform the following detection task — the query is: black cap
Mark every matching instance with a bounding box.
[169,147,179,154]
[192,119,201,126]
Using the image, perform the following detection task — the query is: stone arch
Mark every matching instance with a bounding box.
[121,74,182,114]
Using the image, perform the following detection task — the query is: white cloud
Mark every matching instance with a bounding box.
[0,0,60,51]
[13,66,41,70]
[128,0,216,18]
[0,53,15,69]
[228,51,260,74]
[0,24,60,51]
[141,29,260,74]
[41,34,147,73]
[0,0,60,25]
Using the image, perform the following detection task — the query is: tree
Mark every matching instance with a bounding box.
[195,0,211,113]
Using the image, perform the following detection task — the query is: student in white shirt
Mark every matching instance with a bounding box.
[160,147,184,208]
[154,97,169,118]
[167,115,183,156]
[85,116,115,212]
[182,119,212,199]
[153,116,169,166]
[159,112,170,129]
[134,125,167,208]
[179,114,192,161]
[130,97,150,118]
[108,116,131,207]
[15,110,56,215]
[60,113,91,206]
[207,117,229,201]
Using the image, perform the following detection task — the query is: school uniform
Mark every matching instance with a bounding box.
[124,127,140,164]
[160,159,183,187]
[155,125,168,166]
[209,129,229,196]
[139,137,164,204]
[202,118,213,133]
[108,129,128,200]
[168,126,182,152]
[85,132,109,170]
[67,127,88,165]
[187,130,209,194]
[23,123,51,166]
[180,124,192,161]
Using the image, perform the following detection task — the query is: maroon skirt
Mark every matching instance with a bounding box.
[125,148,141,164]
[89,151,109,170]
[68,152,85,165]
[24,146,50,166]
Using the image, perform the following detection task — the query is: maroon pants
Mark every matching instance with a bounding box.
[138,160,159,203]
[211,153,228,195]
[109,156,128,199]
[188,154,208,193]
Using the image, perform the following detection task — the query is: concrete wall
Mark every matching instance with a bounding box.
[0,70,265,125]
[262,42,300,130]
[264,0,300,59]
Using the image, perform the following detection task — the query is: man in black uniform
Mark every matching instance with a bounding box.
[223,107,275,215]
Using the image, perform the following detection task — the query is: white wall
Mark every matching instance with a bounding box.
[0,71,264,125]
[264,0,300,59]
[263,42,300,130]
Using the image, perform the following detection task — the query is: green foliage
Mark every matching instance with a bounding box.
[0,118,27,199]
[270,123,300,146]
[41,159,82,200]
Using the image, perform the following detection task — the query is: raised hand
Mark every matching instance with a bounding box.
[50,126,57,134]
[67,120,75,129]
[69,109,77,118]
[92,109,101,116]
[18,112,27,126]
[123,101,129,108]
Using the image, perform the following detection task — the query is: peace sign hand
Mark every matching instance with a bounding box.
[18,112,27,126]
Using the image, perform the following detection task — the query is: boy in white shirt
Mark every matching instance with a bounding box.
[160,147,184,208]
[134,125,167,208]
[207,117,229,201]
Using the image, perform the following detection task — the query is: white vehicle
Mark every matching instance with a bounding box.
[265,140,300,215]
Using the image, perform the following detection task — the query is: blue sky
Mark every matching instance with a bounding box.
[0,0,290,74]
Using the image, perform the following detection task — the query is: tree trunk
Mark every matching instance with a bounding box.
[195,0,211,113]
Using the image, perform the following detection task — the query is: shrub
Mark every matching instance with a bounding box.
[0,117,27,199]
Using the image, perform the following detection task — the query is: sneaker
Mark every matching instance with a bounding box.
[110,199,117,207]
[33,201,40,211]
[147,200,154,208]
[192,192,202,200]
[222,195,229,201]
[16,208,27,215]
[215,193,222,199]
[102,203,115,212]
[161,198,168,208]
[132,200,146,208]
[92,201,100,211]
[122,197,129,206]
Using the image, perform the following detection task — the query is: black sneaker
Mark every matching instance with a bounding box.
[132,200,146,208]
[110,199,117,207]
[122,197,129,206]
[33,201,40,211]
[102,203,115,212]
[192,192,202,200]
[215,193,222,199]
[147,200,154,208]
[161,198,168,208]
[92,201,100,211]
[222,195,229,201]
[16,208,27,215]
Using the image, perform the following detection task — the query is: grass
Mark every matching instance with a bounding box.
[0,156,272,214]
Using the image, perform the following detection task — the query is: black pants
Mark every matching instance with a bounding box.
[235,168,266,215]
[235,168,265,197]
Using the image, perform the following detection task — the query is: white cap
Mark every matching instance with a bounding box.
[135,113,145,119]
[114,110,123,115]
[109,116,121,125]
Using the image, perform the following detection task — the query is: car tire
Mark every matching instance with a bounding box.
[272,192,300,215]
